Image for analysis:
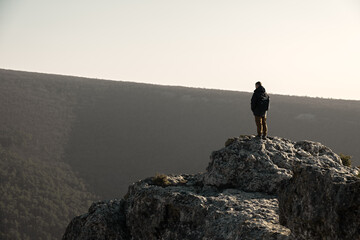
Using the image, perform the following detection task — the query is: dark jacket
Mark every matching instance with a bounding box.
[251,86,270,116]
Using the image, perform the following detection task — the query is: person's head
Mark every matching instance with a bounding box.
[255,81,262,88]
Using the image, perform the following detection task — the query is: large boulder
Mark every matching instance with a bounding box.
[278,164,360,240]
[125,174,290,240]
[204,136,348,194]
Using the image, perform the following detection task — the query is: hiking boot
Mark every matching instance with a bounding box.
[262,136,267,140]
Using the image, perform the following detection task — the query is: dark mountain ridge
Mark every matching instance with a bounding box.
[0,68,359,239]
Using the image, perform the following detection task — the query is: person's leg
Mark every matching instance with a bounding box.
[255,116,263,136]
[262,116,267,137]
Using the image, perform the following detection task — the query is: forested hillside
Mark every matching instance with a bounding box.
[1,69,359,239]
[0,144,94,239]
[0,71,96,239]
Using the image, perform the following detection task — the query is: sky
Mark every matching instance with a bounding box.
[1,0,360,100]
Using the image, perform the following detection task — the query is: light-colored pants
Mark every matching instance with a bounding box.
[255,115,267,136]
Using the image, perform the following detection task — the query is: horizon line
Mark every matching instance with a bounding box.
[1,67,359,102]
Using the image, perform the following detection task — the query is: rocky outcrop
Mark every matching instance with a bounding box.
[278,164,360,240]
[63,136,359,240]
[204,136,350,194]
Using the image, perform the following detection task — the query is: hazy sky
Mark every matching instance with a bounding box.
[1,0,360,100]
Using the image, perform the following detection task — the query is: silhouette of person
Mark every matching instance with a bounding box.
[251,81,270,139]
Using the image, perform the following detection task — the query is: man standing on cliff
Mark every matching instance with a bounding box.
[251,81,270,139]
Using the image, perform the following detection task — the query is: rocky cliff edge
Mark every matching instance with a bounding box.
[62,136,359,240]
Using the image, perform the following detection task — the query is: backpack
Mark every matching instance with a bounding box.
[260,94,270,111]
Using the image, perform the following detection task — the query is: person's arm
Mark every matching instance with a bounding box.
[251,94,257,112]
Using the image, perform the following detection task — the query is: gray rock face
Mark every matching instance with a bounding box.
[63,136,359,240]
[62,200,129,240]
[125,175,290,240]
[278,165,360,240]
[204,136,349,194]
